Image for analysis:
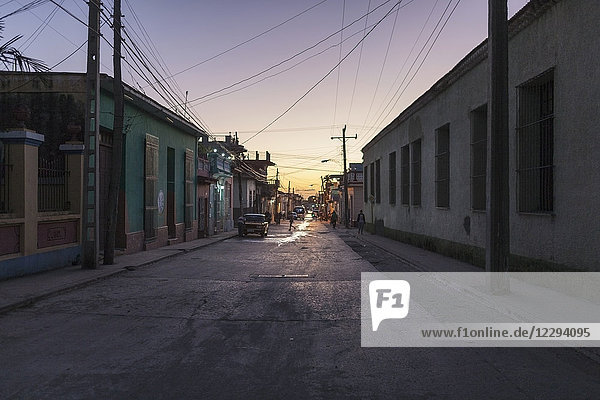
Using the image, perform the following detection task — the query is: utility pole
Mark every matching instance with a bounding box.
[287,181,291,217]
[184,90,189,120]
[238,160,243,218]
[320,176,324,220]
[274,169,279,223]
[331,125,357,228]
[104,0,124,265]
[486,0,510,292]
[82,0,101,269]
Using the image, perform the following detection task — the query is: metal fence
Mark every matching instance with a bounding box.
[0,143,10,213]
[38,155,70,212]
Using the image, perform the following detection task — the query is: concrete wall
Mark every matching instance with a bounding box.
[362,0,600,271]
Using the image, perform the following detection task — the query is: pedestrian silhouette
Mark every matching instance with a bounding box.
[357,210,366,234]
[330,210,338,229]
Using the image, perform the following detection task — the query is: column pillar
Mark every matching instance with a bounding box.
[0,129,44,256]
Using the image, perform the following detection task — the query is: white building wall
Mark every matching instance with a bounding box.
[362,0,600,271]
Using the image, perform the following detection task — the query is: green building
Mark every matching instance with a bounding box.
[0,72,206,278]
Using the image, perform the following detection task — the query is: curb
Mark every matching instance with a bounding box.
[0,233,236,315]
[0,268,128,316]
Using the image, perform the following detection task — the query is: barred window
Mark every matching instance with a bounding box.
[363,163,369,203]
[401,145,409,205]
[0,141,9,213]
[38,155,69,212]
[470,105,487,211]
[389,151,396,205]
[517,70,554,213]
[369,163,375,199]
[435,125,450,208]
[145,134,159,239]
[375,159,381,203]
[185,149,194,229]
[410,140,421,206]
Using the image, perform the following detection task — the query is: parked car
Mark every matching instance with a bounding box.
[294,206,306,220]
[238,214,269,237]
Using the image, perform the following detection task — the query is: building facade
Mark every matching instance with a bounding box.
[0,72,205,277]
[362,0,599,271]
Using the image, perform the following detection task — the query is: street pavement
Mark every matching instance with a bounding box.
[1,219,599,399]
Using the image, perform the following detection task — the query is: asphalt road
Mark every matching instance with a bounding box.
[1,219,599,399]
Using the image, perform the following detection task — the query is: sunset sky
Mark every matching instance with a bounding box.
[2,0,529,197]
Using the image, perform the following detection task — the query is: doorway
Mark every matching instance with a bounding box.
[167,147,176,238]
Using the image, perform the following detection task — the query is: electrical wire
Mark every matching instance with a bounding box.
[362,0,462,144]
[1,0,48,19]
[241,1,403,145]
[146,0,330,88]
[122,0,209,133]
[330,0,346,137]
[359,0,406,140]
[19,0,61,51]
[186,0,396,107]
[345,0,371,123]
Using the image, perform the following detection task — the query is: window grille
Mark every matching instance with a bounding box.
[185,149,194,229]
[401,145,409,205]
[38,155,69,212]
[517,70,554,213]
[363,163,369,203]
[410,140,421,206]
[435,125,450,208]
[144,134,159,239]
[470,105,487,211]
[375,159,381,203]
[369,163,375,198]
[0,142,10,213]
[389,152,396,205]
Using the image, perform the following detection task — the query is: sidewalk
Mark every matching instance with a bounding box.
[0,230,238,315]
[323,220,481,272]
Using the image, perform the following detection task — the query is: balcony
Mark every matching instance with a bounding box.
[197,157,211,179]
[209,153,231,177]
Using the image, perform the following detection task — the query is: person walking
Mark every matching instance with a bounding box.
[330,210,338,229]
[288,212,295,231]
[356,210,366,234]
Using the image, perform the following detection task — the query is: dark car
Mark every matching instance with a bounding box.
[238,213,269,237]
[293,206,306,220]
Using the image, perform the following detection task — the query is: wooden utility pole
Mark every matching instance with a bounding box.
[287,181,291,216]
[331,125,356,228]
[274,169,279,223]
[104,0,124,264]
[238,165,243,218]
[82,0,101,269]
[486,0,510,292]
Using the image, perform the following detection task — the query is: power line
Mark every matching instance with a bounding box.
[345,0,371,123]
[186,0,396,108]
[330,0,346,137]
[359,0,405,139]
[351,0,457,152]
[241,1,403,145]
[364,0,462,141]
[143,0,330,88]
[19,0,61,51]
[122,0,210,133]
[0,0,48,19]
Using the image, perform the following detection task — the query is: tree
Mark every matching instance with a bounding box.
[0,19,48,72]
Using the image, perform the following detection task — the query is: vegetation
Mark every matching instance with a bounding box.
[0,19,48,72]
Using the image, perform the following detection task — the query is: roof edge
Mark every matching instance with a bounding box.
[362,0,562,153]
